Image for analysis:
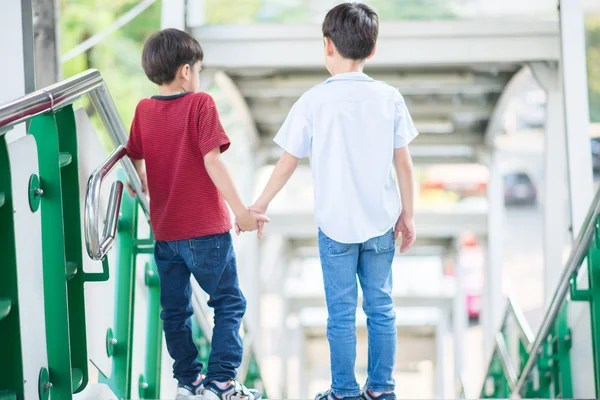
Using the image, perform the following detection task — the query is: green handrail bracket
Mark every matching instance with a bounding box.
[0,192,5,208]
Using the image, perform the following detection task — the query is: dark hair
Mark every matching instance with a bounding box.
[322,2,379,60]
[142,28,204,85]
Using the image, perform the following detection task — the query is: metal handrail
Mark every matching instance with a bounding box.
[481,297,533,395]
[85,146,127,260]
[495,332,518,391]
[0,69,149,218]
[506,297,534,345]
[514,184,600,394]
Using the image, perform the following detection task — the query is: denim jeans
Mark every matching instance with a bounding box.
[154,232,246,384]
[318,228,397,397]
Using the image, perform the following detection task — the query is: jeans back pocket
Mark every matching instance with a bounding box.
[189,235,220,270]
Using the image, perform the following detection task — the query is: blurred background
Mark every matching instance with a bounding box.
[2,0,600,399]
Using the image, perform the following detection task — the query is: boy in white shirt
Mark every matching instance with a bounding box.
[251,3,418,400]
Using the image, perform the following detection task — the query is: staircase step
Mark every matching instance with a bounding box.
[59,152,73,168]
[0,298,11,321]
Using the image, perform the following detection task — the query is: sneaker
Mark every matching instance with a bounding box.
[176,374,205,400]
[315,388,361,400]
[360,390,396,400]
[203,380,262,400]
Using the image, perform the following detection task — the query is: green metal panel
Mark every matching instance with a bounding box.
[55,106,89,394]
[99,190,138,399]
[29,114,74,400]
[588,216,600,396]
[143,260,163,399]
[0,135,24,400]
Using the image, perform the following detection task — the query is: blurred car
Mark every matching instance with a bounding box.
[504,172,537,206]
[591,138,600,172]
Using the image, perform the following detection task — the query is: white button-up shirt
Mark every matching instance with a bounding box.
[274,72,418,243]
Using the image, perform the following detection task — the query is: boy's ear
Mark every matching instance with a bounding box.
[180,63,191,81]
[324,37,335,57]
[366,45,377,60]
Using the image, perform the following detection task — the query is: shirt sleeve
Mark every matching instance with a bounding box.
[126,105,144,160]
[197,95,231,157]
[394,92,419,149]
[273,97,312,159]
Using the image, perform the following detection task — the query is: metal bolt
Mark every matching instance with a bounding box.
[44,382,53,391]
[564,334,571,342]
[140,382,149,389]
[109,338,118,346]
[34,188,44,197]
[146,270,154,277]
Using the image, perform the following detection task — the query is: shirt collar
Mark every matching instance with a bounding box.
[326,72,373,83]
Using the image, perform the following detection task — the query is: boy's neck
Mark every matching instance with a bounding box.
[158,82,189,96]
[329,57,366,76]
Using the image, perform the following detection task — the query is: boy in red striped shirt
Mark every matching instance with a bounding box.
[126,28,266,400]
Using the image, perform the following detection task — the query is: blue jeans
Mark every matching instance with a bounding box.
[318,228,397,397]
[154,232,246,384]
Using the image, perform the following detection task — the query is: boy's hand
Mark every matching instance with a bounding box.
[126,171,148,198]
[395,212,416,253]
[249,202,269,239]
[235,208,269,236]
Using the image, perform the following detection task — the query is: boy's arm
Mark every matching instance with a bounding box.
[204,147,269,233]
[126,158,148,197]
[394,146,416,253]
[250,152,300,238]
[253,152,300,211]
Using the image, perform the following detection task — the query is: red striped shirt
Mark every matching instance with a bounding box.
[126,92,232,241]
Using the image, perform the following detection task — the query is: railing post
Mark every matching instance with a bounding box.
[55,105,89,394]
[143,260,162,399]
[588,216,600,395]
[29,114,74,400]
[99,189,137,399]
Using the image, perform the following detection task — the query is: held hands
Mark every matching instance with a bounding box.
[395,211,416,253]
[234,205,270,238]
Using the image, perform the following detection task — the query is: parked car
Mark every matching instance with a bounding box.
[504,172,537,206]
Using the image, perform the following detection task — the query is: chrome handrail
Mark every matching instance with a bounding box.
[0,69,149,219]
[481,297,533,395]
[514,184,600,394]
[495,332,518,391]
[507,297,534,345]
[85,146,126,260]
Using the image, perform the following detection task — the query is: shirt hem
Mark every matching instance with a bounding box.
[317,220,397,244]
[153,224,233,242]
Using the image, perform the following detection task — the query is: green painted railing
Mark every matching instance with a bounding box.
[480,186,600,398]
[0,69,265,399]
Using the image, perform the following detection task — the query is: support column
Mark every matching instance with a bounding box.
[449,243,467,392]
[483,152,504,357]
[559,1,596,398]
[560,0,594,230]
[529,62,570,306]
[32,0,60,87]
[161,0,185,30]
